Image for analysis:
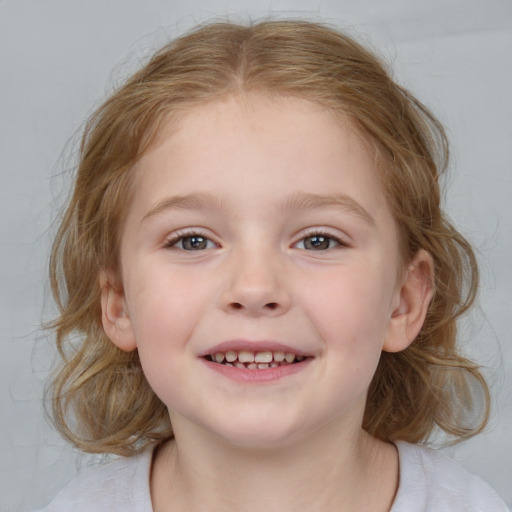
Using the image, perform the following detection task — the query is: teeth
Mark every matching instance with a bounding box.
[285,353,295,363]
[273,351,285,362]
[238,351,255,363]
[209,349,307,368]
[254,351,273,363]
[225,351,237,362]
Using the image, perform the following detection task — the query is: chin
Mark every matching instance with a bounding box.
[206,415,306,451]
[169,400,314,451]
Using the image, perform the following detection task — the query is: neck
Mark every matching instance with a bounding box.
[150,418,399,512]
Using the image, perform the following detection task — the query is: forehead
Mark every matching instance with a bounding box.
[136,95,380,184]
[128,94,392,228]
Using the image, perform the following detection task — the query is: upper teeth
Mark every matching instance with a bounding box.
[212,350,304,365]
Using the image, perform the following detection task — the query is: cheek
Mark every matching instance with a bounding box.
[124,271,207,409]
[122,263,212,362]
[301,263,397,392]
[304,268,394,342]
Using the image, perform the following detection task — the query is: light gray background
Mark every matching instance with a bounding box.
[1,1,511,510]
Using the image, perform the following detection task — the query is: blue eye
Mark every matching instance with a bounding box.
[166,234,216,250]
[296,234,341,250]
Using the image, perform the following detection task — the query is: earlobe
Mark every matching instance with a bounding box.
[383,249,434,353]
[99,270,137,352]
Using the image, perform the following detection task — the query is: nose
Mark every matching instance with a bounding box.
[219,248,292,317]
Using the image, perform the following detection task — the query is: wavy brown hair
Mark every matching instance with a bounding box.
[48,20,489,456]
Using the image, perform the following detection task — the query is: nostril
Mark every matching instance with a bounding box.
[228,301,279,311]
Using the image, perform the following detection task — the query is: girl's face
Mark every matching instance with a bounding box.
[102,95,429,447]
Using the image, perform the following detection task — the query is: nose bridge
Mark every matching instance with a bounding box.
[221,240,290,315]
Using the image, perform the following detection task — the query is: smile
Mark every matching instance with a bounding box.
[204,350,307,369]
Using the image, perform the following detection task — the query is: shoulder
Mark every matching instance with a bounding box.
[33,448,153,512]
[392,441,509,512]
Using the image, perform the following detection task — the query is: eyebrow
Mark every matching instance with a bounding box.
[281,192,376,227]
[142,191,375,227]
[142,192,225,222]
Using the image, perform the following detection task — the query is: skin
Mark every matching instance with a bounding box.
[101,94,433,512]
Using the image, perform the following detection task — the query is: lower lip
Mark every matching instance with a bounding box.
[201,358,312,383]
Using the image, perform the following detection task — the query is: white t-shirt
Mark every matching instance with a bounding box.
[35,441,509,511]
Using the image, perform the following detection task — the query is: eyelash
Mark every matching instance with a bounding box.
[164,230,217,251]
[294,230,348,251]
[164,229,348,251]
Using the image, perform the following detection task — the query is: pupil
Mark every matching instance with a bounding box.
[306,236,329,250]
[184,236,207,250]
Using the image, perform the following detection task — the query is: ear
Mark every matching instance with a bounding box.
[99,270,137,352]
[383,249,434,353]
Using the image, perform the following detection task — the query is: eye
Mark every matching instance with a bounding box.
[295,233,343,251]
[165,233,217,251]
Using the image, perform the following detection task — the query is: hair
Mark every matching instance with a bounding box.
[48,19,489,456]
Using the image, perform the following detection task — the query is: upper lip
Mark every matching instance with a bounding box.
[198,340,312,357]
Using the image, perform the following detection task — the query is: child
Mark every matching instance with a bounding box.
[37,20,509,511]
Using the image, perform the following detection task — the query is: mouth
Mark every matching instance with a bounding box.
[203,350,309,370]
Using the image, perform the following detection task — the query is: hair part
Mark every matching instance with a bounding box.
[48,19,489,455]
